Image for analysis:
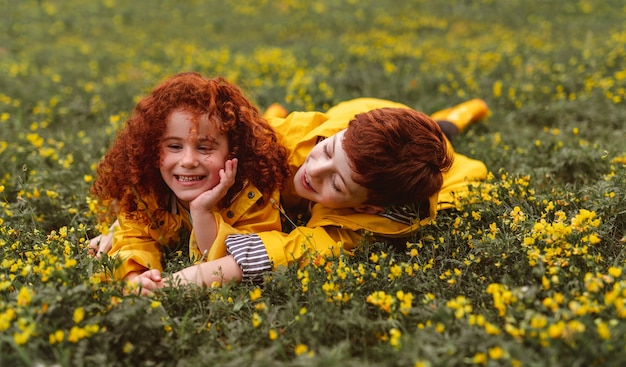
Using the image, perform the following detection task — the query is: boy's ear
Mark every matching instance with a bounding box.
[354,205,385,215]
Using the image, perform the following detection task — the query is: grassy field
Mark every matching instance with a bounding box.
[1,0,626,365]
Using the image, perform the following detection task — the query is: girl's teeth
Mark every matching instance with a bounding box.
[178,176,201,182]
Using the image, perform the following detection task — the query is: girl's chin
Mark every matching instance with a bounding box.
[172,190,202,203]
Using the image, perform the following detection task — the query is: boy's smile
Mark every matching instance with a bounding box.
[293,130,369,209]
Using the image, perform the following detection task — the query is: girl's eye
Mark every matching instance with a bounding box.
[168,144,182,150]
[198,145,213,153]
[332,181,342,193]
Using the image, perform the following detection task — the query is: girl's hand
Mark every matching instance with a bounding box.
[124,269,165,296]
[88,229,115,258]
[189,158,238,213]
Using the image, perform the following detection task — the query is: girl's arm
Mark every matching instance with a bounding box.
[126,255,243,294]
[189,159,237,254]
[108,212,172,280]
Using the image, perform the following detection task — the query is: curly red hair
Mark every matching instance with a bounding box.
[91,72,290,222]
[342,107,453,209]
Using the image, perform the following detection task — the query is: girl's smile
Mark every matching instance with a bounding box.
[176,175,206,183]
[159,109,230,209]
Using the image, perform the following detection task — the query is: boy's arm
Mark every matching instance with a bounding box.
[225,225,363,279]
[169,255,243,287]
[127,256,243,291]
[129,224,359,290]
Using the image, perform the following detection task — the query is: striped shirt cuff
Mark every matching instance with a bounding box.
[225,233,272,282]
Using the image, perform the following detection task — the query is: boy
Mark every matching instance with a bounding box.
[127,98,488,293]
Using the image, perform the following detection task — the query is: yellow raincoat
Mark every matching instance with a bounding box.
[109,183,281,279]
[253,98,488,269]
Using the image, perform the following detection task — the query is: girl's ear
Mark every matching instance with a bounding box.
[354,205,385,215]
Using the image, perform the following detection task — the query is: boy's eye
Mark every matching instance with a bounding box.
[324,144,331,158]
[331,174,342,193]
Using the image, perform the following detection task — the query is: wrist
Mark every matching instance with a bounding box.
[165,272,189,287]
[124,270,143,281]
[189,207,215,219]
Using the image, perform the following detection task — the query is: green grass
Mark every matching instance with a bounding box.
[1,0,626,366]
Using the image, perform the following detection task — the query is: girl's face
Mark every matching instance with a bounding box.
[293,130,369,209]
[160,110,230,208]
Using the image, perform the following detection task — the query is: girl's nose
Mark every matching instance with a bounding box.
[180,147,199,167]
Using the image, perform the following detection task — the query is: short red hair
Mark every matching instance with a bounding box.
[342,107,453,209]
[91,72,290,221]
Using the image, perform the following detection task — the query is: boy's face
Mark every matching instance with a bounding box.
[293,130,369,209]
[159,110,230,209]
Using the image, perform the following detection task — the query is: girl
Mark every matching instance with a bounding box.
[125,97,489,293]
[90,72,291,281]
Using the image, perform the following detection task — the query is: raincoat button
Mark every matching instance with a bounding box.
[226,210,234,218]
[247,191,255,199]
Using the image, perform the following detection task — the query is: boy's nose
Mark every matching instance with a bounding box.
[308,159,332,181]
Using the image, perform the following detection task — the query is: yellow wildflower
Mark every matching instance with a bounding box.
[73,307,85,324]
[473,352,487,365]
[488,346,504,359]
[608,267,622,278]
[268,329,278,340]
[596,320,610,340]
[17,286,33,306]
[249,288,262,301]
[123,341,134,354]
[49,330,65,344]
[294,343,308,356]
[251,312,262,328]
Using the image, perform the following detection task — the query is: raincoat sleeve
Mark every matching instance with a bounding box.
[437,142,488,210]
[188,213,260,262]
[109,213,166,280]
[188,189,284,262]
[256,225,363,270]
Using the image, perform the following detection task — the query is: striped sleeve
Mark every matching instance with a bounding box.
[225,234,272,282]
